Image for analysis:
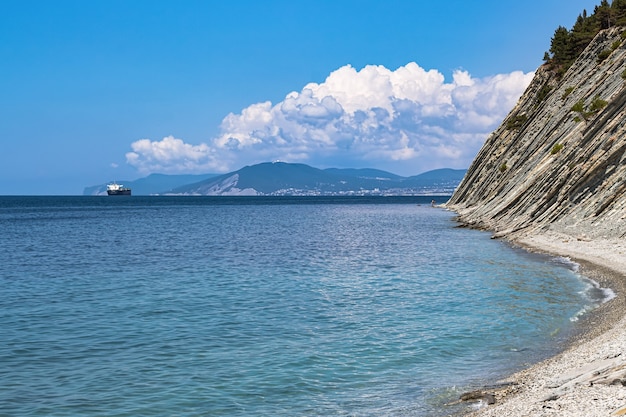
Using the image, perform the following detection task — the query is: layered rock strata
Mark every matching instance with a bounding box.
[448,27,626,240]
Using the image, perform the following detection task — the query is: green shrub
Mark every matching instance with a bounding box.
[536,84,553,103]
[571,95,607,122]
[612,40,623,51]
[622,68,626,80]
[499,162,508,173]
[589,95,608,112]
[597,49,612,63]
[506,114,528,130]
[562,86,575,99]
[551,143,564,154]
[571,99,585,113]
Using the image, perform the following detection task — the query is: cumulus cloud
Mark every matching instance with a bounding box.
[126,136,228,174]
[126,62,533,175]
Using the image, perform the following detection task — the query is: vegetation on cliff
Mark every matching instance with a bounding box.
[545,0,626,76]
[448,13,626,239]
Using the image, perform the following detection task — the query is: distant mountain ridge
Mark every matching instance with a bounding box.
[83,162,466,196]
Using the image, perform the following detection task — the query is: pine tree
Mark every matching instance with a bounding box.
[546,1,626,77]
[595,0,613,29]
[550,26,574,66]
[611,0,626,25]
[570,11,595,58]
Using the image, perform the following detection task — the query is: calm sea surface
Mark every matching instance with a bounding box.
[0,196,605,416]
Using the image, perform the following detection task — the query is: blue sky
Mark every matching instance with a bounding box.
[1,0,599,194]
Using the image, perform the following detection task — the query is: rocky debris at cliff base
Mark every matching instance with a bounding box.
[540,354,626,401]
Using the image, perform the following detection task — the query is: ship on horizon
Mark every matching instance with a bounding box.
[107,182,131,196]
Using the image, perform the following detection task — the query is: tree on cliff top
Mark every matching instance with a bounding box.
[545,0,626,76]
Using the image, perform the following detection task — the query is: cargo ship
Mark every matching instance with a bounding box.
[107,182,131,196]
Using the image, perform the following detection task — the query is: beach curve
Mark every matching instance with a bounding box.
[463,230,626,416]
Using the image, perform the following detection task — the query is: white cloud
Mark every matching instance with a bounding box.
[125,136,229,174]
[126,62,533,175]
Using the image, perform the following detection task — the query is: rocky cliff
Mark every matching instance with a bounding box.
[447,27,626,239]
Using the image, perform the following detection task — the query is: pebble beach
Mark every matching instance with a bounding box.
[464,230,626,416]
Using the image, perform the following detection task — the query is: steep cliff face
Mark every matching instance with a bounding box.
[448,27,626,239]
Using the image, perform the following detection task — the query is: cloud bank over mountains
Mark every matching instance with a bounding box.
[126,62,533,175]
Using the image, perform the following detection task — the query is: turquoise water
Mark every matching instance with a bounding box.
[0,196,604,416]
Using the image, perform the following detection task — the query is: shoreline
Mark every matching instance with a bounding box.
[460,230,626,416]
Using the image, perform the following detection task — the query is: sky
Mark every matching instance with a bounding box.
[1,0,600,194]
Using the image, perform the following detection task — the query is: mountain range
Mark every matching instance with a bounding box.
[84,162,466,196]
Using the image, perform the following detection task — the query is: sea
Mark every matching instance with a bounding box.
[0,196,611,417]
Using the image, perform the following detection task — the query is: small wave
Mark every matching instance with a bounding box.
[602,287,617,303]
[570,278,616,321]
[570,304,595,322]
[549,255,613,303]
[553,255,615,304]
[580,277,615,304]
[587,279,616,303]
[551,256,580,273]
[551,255,616,305]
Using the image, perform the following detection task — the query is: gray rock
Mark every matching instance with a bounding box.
[460,390,486,401]
[447,27,626,241]
[460,390,496,405]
